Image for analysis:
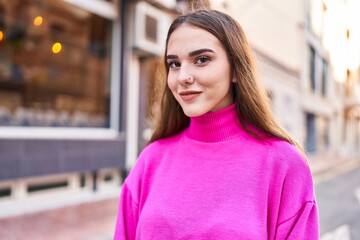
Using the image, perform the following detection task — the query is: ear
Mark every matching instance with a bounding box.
[231,75,237,83]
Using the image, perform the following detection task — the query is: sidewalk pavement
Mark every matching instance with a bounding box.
[0,156,359,240]
[309,155,360,182]
[0,198,119,240]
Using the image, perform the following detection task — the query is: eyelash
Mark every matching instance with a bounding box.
[195,56,210,65]
[167,56,211,69]
[167,61,180,69]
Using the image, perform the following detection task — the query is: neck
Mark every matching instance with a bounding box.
[185,104,245,142]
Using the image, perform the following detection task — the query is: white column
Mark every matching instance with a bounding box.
[110,19,121,131]
[69,174,79,193]
[126,55,140,170]
[12,180,27,200]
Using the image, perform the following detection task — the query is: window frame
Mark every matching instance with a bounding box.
[0,0,122,139]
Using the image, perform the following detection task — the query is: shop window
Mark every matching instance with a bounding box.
[321,58,328,96]
[317,116,329,151]
[104,174,113,182]
[145,15,158,43]
[89,15,110,58]
[309,46,316,91]
[305,113,316,153]
[0,187,11,198]
[0,5,5,30]
[27,181,68,193]
[345,69,352,96]
[0,0,113,128]
[80,173,86,188]
[346,28,350,40]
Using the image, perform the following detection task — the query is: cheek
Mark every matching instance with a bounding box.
[167,75,179,98]
[167,76,175,91]
[202,72,231,91]
[207,71,231,92]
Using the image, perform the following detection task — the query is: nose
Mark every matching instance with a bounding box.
[177,65,194,86]
[178,76,194,86]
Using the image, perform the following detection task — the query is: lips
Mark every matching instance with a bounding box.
[179,90,202,101]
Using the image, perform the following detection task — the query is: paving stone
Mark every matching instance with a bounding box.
[0,198,119,240]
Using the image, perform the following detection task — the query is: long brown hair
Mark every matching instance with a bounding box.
[148,10,304,153]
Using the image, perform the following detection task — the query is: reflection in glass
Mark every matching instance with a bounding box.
[33,16,43,27]
[52,42,62,54]
[0,0,112,128]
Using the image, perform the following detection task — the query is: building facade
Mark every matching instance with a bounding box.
[0,0,127,216]
[304,0,360,158]
[210,0,360,159]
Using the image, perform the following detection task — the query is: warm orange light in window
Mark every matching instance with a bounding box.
[0,31,4,42]
[34,16,43,26]
[52,42,62,54]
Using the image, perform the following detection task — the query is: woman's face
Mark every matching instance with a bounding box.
[166,24,235,117]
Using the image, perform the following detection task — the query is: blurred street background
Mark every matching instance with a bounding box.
[0,0,359,239]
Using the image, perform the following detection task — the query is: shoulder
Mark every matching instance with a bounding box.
[265,138,315,199]
[127,131,184,176]
[261,138,314,195]
[122,132,185,200]
[140,131,184,158]
[264,140,317,226]
[264,138,309,173]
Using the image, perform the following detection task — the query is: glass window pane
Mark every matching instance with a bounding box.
[0,0,112,128]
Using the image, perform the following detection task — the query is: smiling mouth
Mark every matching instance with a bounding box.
[179,91,202,101]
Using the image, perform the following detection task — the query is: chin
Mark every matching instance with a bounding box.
[181,106,208,117]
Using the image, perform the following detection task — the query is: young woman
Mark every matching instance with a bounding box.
[114,9,319,239]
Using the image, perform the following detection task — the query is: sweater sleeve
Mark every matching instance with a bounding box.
[275,201,319,239]
[114,183,139,240]
[270,143,320,240]
[114,143,151,240]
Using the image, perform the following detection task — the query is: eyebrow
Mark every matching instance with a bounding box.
[189,48,215,57]
[166,48,215,60]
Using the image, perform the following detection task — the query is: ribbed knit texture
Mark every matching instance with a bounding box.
[186,104,244,142]
[114,104,319,239]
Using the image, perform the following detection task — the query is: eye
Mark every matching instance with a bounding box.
[167,61,180,69]
[195,56,210,65]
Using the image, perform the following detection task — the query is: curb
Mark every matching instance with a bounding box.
[312,158,360,183]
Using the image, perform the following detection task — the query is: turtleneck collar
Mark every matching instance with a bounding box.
[185,104,245,142]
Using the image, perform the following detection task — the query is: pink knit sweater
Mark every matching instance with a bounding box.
[114,104,319,239]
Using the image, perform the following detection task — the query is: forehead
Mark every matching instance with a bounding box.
[167,24,224,53]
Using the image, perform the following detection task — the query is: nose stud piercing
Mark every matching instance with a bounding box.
[180,76,194,86]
